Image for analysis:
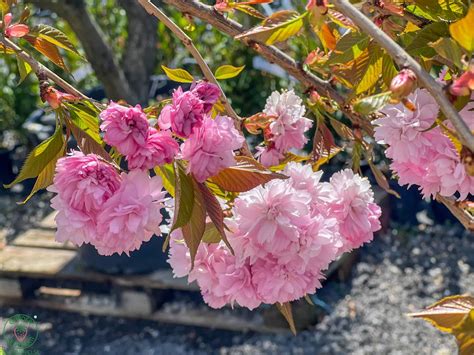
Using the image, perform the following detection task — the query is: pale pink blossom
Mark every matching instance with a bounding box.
[95,170,165,256]
[158,87,204,138]
[181,115,244,182]
[255,145,284,167]
[251,257,322,304]
[232,179,310,259]
[48,151,121,247]
[127,128,179,170]
[324,169,381,253]
[100,102,149,156]
[263,90,313,153]
[191,81,221,113]
[374,89,474,199]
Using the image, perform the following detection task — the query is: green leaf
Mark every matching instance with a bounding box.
[155,164,175,197]
[235,10,307,45]
[214,65,245,80]
[381,54,398,89]
[21,146,65,204]
[407,0,467,21]
[64,101,104,144]
[355,43,383,94]
[4,126,64,188]
[171,162,195,232]
[405,22,450,57]
[16,56,32,85]
[31,24,81,56]
[198,182,234,253]
[182,177,206,268]
[210,156,288,193]
[161,65,194,83]
[201,222,222,243]
[327,32,369,65]
[430,37,465,69]
[353,91,391,115]
[450,5,474,52]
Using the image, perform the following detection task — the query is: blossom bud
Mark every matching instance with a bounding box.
[449,65,474,97]
[390,69,417,101]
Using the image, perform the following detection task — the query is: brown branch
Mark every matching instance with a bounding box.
[333,0,474,152]
[138,0,252,156]
[0,36,88,99]
[436,194,474,231]
[161,0,371,134]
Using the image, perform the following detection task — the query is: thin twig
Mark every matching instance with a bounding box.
[436,194,474,231]
[0,36,88,99]
[138,0,252,156]
[162,0,372,134]
[333,0,474,152]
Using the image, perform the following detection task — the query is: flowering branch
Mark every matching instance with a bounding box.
[161,0,372,133]
[0,36,87,100]
[138,0,252,156]
[436,194,474,231]
[332,0,474,153]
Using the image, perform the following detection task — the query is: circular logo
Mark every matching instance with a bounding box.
[2,314,38,349]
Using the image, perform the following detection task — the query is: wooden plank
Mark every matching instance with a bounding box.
[0,245,197,291]
[0,246,77,275]
[12,229,76,250]
[0,297,287,334]
[38,212,57,229]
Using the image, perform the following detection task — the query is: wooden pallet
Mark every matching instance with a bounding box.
[0,212,359,333]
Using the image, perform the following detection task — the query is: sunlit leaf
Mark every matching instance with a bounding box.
[327,32,369,66]
[430,37,464,69]
[210,156,287,193]
[405,22,449,57]
[214,64,245,80]
[235,10,307,45]
[25,35,66,70]
[16,56,32,85]
[450,5,474,52]
[155,164,175,197]
[381,54,398,88]
[4,126,64,188]
[161,65,194,83]
[407,0,467,21]
[355,44,383,94]
[319,23,337,51]
[234,4,266,19]
[31,24,81,56]
[353,91,391,115]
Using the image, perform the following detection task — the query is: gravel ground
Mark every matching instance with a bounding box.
[0,190,471,354]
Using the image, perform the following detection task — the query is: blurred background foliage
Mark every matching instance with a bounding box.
[0,0,310,150]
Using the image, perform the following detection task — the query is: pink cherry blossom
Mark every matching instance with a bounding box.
[255,145,284,167]
[95,170,165,256]
[127,128,179,170]
[324,169,381,253]
[158,87,204,138]
[251,257,322,304]
[374,89,474,199]
[48,151,121,247]
[191,81,221,113]
[263,90,313,153]
[181,115,244,182]
[100,102,149,156]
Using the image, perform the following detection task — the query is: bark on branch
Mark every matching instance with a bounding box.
[333,0,474,152]
[161,0,370,132]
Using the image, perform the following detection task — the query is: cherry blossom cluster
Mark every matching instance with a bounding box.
[49,152,165,256]
[256,90,313,167]
[168,163,381,309]
[100,82,243,182]
[374,89,474,199]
